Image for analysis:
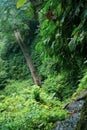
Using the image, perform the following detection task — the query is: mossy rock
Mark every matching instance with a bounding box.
[75,96,87,130]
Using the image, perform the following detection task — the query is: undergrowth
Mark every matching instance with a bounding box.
[0,70,87,130]
[0,80,68,130]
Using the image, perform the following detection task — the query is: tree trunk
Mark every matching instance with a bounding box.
[14,30,41,86]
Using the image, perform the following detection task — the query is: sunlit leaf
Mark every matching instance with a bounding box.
[17,0,27,8]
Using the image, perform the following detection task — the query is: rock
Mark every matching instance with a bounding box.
[76,90,87,101]
[65,100,84,112]
[54,91,87,130]
[54,100,85,130]
[75,96,87,130]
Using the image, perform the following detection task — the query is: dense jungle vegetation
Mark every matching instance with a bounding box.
[0,0,87,129]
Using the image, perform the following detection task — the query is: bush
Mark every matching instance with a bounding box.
[76,70,87,93]
[43,72,76,101]
[0,80,68,130]
[0,70,8,90]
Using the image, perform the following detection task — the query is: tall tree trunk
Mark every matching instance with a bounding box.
[14,30,41,86]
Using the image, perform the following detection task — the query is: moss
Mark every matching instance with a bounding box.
[75,96,87,130]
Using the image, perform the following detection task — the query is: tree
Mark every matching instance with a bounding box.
[0,0,41,86]
[14,30,41,86]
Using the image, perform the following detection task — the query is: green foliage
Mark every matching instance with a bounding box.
[26,3,34,19]
[7,53,30,80]
[0,0,40,81]
[0,70,7,90]
[37,0,87,70]
[1,51,30,80]
[0,0,87,129]
[76,70,87,93]
[38,58,58,79]
[17,0,27,8]
[72,69,87,99]
[0,39,31,80]
[0,80,68,130]
[0,80,33,96]
[43,71,77,101]
[0,58,8,90]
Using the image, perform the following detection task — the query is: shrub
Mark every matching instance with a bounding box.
[76,70,87,93]
[43,72,75,101]
[0,80,68,130]
[0,70,8,90]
